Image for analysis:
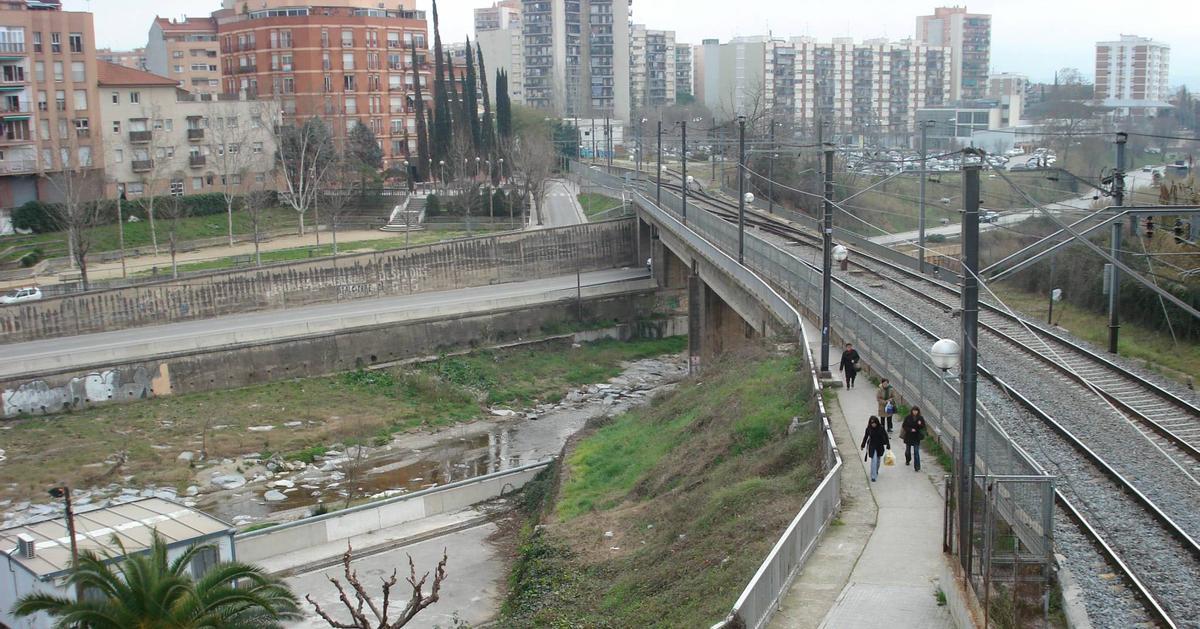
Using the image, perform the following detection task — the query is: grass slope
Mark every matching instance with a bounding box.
[499,350,821,628]
[577,193,624,221]
[0,336,684,505]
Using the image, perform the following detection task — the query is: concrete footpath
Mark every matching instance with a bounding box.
[771,323,955,628]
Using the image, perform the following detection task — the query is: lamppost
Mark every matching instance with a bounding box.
[768,152,779,214]
[402,159,413,193]
[819,143,836,372]
[833,244,849,271]
[438,160,445,195]
[475,156,481,180]
[656,120,663,206]
[739,193,754,263]
[49,485,81,600]
[737,115,748,262]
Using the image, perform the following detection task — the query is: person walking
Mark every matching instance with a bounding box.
[876,378,897,432]
[839,343,861,389]
[901,406,927,472]
[860,415,891,482]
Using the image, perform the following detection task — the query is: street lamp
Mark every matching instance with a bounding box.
[402,159,413,193]
[49,485,81,599]
[475,156,481,180]
[833,244,849,271]
[438,159,445,195]
[930,338,960,372]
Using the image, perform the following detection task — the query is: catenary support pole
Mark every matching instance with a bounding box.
[656,120,662,207]
[681,120,688,223]
[820,143,835,373]
[1108,132,1126,354]
[738,116,746,263]
[959,159,982,575]
[919,121,929,273]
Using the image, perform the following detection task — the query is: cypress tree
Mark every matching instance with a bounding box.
[430,0,451,165]
[463,36,481,153]
[411,44,430,181]
[496,69,512,141]
[476,42,495,178]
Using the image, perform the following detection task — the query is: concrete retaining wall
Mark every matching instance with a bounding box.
[234,461,551,566]
[1,288,659,417]
[0,219,637,344]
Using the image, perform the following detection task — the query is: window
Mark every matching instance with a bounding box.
[344,96,357,114]
[192,176,203,191]
[37,90,46,111]
[114,148,123,162]
[281,54,292,72]
[343,74,355,91]
[323,74,332,92]
[58,118,67,136]
[226,116,238,128]
[321,29,329,48]
[322,52,331,70]
[342,53,354,70]
[73,117,88,136]
[282,76,294,94]
[127,181,144,195]
[280,30,292,48]
[38,119,49,140]
[41,148,52,169]
[77,146,91,167]
[68,33,82,54]
[71,61,84,82]
[130,91,139,104]
[228,143,239,154]
[387,32,400,48]
[32,32,41,53]
[112,120,120,133]
[250,114,262,128]
[170,179,184,196]
[173,50,184,59]
[255,172,265,183]
[72,89,86,110]
[54,90,64,110]
[110,91,118,104]
[252,141,263,154]
[341,29,353,47]
[269,30,278,48]
[52,61,63,82]
[50,32,60,53]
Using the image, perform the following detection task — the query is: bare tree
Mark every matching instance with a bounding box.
[159,178,189,278]
[321,151,356,255]
[307,544,447,629]
[124,104,174,256]
[41,152,104,289]
[243,184,275,267]
[267,103,336,239]
[206,100,271,246]
[506,131,556,226]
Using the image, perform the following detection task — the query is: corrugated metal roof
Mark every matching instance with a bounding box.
[0,498,233,579]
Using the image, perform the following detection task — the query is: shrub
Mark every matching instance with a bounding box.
[12,201,57,233]
[18,248,44,267]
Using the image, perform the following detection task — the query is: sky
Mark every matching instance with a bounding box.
[64,0,1200,88]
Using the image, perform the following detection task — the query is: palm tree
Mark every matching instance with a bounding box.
[14,532,300,628]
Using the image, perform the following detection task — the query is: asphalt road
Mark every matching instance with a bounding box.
[0,268,649,378]
[530,179,587,228]
[287,522,504,629]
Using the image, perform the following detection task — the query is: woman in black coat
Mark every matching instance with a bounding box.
[839,343,861,388]
[901,407,927,472]
[859,415,890,482]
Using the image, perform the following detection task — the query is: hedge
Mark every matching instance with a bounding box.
[9,192,280,234]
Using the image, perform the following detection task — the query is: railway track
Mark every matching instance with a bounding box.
[645,173,1200,627]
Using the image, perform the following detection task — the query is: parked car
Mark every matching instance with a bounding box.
[0,286,42,305]
[981,210,1000,223]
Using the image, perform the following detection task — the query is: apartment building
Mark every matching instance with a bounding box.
[988,72,1027,126]
[629,25,675,114]
[706,35,950,137]
[674,42,692,100]
[146,17,220,95]
[97,47,145,70]
[98,61,275,199]
[521,0,631,120]
[0,0,102,209]
[474,0,522,104]
[915,6,990,101]
[1094,35,1170,106]
[212,0,431,168]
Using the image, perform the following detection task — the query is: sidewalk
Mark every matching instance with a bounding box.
[770,322,955,628]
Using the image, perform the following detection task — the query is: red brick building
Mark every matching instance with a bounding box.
[213,0,431,168]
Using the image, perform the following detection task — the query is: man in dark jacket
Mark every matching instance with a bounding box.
[839,343,861,388]
[901,407,927,472]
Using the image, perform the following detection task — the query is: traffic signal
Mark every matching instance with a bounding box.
[1145,217,1155,239]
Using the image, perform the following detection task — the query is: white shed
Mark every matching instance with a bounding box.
[0,498,236,629]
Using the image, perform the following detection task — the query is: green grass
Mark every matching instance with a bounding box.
[991,283,1200,384]
[4,207,299,261]
[138,229,504,275]
[577,192,625,220]
[0,334,685,506]
[498,351,822,628]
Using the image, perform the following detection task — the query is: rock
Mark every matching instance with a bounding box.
[210,474,247,490]
[177,451,195,463]
[566,391,585,403]
[247,425,274,432]
[270,479,295,489]
[263,490,287,502]
[152,489,177,501]
[490,408,517,417]
[526,414,540,421]
[283,421,303,428]
[603,531,614,539]
[185,486,200,497]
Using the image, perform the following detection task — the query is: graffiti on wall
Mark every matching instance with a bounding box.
[2,364,171,418]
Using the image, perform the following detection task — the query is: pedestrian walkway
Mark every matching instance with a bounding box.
[770,322,955,628]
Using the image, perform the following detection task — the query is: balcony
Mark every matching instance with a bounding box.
[236,64,257,74]
[188,154,206,168]
[0,159,36,174]
[187,128,204,141]
[131,159,154,172]
[129,130,152,143]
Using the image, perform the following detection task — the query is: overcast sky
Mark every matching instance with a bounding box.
[65,0,1199,87]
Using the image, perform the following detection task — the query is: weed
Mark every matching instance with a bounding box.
[285,445,328,464]
[936,588,947,607]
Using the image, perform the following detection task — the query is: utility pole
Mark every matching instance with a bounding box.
[819,143,835,373]
[591,118,597,165]
[959,158,982,576]
[49,486,81,600]
[605,118,613,170]
[919,121,931,273]
[656,120,662,207]
[712,126,719,182]
[1108,132,1126,354]
[738,116,747,263]
[681,119,688,223]
[768,121,776,214]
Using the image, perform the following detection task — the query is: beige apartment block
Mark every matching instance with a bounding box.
[0,0,102,209]
[98,62,275,200]
[146,16,221,95]
[97,47,146,70]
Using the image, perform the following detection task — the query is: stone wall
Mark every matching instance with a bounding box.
[0,289,656,417]
[0,219,637,344]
